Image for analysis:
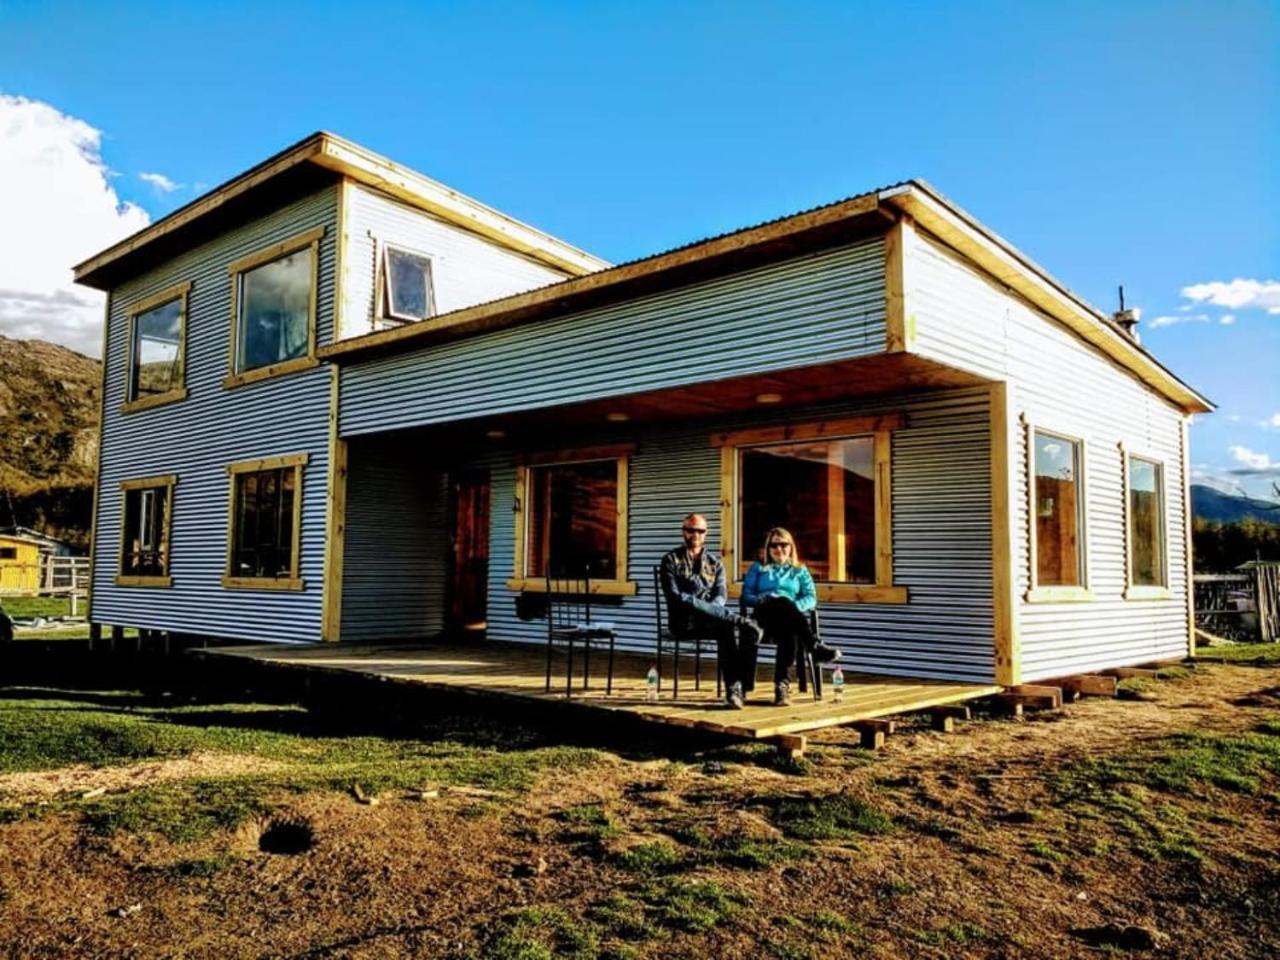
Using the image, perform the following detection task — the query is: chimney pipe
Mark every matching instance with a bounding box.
[1113,285,1141,343]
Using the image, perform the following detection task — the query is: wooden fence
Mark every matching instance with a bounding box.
[1195,565,1279,644]
[0,556,91,617]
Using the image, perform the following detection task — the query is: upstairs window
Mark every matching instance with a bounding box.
[226,226,323,387]
[382,244,436,324]
[224,454,308,590]
[1126,454,1167,590]
[118,475,176,586]
[1033,430,1084,588]
[124,282,190,412]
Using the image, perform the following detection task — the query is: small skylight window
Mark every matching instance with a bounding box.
[382,245,436,323]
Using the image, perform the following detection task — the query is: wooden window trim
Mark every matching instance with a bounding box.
[224,225,324,389]
[507,449,634,594]
[715,416,908,605]
[1023,416,1092,603]
[223,452,308,591]
[122,281,191,414]
[116,474,177,586]
[1120,443,1170,599]
[380,240,439,324]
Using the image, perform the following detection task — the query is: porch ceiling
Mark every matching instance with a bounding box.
[351,352,989,451]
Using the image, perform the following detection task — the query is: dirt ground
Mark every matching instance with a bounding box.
[1,662,1278,959]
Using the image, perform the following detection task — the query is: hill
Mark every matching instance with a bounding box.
[1191,484,1280,525]
[0,335,100,548]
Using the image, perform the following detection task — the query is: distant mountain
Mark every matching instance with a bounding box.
[1192,484,1280,525]
[0,336,100,548]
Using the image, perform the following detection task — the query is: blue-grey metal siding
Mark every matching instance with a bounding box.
[473,386,994,682]
[910,233,1191,679]
[338,239,887,436]
[91,187,339,642]
[340,435,449,641]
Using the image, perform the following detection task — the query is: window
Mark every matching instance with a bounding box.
[0,547,16,561]
[1125,452,1167,595]
[714,415,907,604]
[224,454,308,590]
[381,244,436,324]
[225,226,323,387]
[507,446,634,594]
[1025,424,1090,601]
[124,282,190,412]
[117,475,176,586]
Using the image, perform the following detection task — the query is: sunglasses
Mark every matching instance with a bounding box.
[683,527,708,535]
[768,542,791,550]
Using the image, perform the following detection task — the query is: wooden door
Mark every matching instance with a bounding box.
[449,470,490,636]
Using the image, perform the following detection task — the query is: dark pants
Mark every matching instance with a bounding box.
[752,596,816,685]
[672,598,757,693]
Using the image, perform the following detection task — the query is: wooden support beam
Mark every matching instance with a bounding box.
[1004,684,1064,709]
[1103,667,1159,680]
[1054,675,1118,698]
[928,707,965,732]
[773,733,806,761]
[854,718,895,750]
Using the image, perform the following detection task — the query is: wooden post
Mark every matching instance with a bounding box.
[110,624,123,653]
[774,733,806,761]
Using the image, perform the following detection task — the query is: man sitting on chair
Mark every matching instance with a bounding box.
[659,513,763,709]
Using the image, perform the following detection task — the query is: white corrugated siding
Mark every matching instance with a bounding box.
[910,234,1190,680]
[473,386,995,682]
[340,183,570,340]
[339,238,887,435]
[340,435,449,641]
[91,188,339,642]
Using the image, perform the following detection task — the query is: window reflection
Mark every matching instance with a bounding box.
[131,299,182,399]
[238,250,312,373]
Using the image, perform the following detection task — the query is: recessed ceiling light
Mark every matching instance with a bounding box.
[606,412,629,422]
[755,393,783,404]
[485,429,507,439]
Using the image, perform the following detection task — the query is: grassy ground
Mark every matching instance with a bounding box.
[1,664,1279,957]
[0,596,73,619]
[1199,642,1280,664]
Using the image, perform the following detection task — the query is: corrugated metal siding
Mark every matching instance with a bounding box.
[339,239,887,435]
[341,435,449,641]
[91,187,339,642]
[476,386,994,682]
[910,234,1190,680]
[340,184,570,339]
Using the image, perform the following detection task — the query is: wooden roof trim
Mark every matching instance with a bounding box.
[316,191,884,362]
[74,132,607,289]
[311,137,606,277]
[883,184,1213,414]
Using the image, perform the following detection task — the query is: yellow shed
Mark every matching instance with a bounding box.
[0,536,42,594]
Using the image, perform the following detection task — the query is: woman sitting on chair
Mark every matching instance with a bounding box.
[742,526,841,706]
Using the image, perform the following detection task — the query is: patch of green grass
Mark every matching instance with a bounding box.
[1027,839,1067,863]
[1200,643,1280,665]
[914,922,991,946]
[482,906,600,960]
[559,803,622,845]
[715,837,812,870]
[639,878,749,933]
[1,596,70,618]
[148,853,239,878]
[766,943,815,960]
[614,841,684,875]
[81,780,271,843]
[587,894,655,942]
[768,793,894,840]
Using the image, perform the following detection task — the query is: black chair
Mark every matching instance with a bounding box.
[544,568,617,697]
[651,565,720,700]
[740,597,823,700]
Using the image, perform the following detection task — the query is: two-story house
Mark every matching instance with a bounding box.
[74,132,1211,687]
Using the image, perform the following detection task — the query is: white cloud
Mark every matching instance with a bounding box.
[1262,413,1280,429]
[1226,414,1243,422]
[1219,313,1236,325]
[1229,445,1275,471]
[0,94,151,357]
[1181,278,1280,314]
[1149,313,1209,328]
[139,171,180,192]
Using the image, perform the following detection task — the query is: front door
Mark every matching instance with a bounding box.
[449,470,490,637]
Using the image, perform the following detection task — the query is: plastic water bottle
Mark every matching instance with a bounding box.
[831,665,845,703]
[645,665,660,701]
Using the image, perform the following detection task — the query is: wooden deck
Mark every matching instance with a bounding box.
[203,640,999,749]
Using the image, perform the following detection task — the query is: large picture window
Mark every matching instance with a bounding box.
[507,446,634,594]
[124,282,190,413]
[226,227,323,387]
[1029,427,1090,601]
[117,475,176,586]
[714,415,906,604]
[224,454,308,590]
[1125,452,1167,594]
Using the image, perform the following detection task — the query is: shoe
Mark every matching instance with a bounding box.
[726,682,745,710]
[774,681,791,707]
[812,643,842,664]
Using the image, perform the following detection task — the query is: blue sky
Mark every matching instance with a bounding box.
[1,0,1276,497]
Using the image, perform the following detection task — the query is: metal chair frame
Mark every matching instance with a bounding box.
[652,565,721,700]
[544,568,617,697]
